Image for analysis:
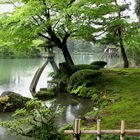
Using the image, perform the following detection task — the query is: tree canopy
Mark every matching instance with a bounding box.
[0,0,118,65]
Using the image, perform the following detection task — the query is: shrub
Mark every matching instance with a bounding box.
[90,61,107,68]
[0,99,63,140]
[78,87,97,98]
[73,64,100,71]
[70,86,98,98]
[68,69,102,91]
[59,62,73,75]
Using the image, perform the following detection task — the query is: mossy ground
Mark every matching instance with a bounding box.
[90,68,140,129]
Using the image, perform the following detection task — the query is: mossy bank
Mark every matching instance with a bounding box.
[53,65,140,130]
[95,68,140,129]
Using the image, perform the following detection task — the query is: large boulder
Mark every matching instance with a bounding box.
[0,91,30,112]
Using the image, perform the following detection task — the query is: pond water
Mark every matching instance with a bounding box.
[0,54,119,140]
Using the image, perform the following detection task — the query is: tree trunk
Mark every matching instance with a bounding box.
[119,35,129,68]
[117,27,129,68]
[61,44,74,66]
[114,0,129,68]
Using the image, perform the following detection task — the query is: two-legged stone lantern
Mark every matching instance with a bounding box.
[29,42,58,96]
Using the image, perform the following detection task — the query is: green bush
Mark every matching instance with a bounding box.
[0,99,63,140]
[68,69,102,92]
[90,61,107,68]
[73,64,100,71]
[78,86,90,97]
[78,87,97,98]
[70,84,99,98]
[59,62,73,75]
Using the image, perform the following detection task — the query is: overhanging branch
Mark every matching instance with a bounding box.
[38,33,51,40]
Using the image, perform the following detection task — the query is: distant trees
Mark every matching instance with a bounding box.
[0,41,42,58]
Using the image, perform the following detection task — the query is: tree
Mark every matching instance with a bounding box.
[124,21,140,65]
[101,0,130,68]
[114,0,129,68]
[135,0,140,20]
[0,0,118,66]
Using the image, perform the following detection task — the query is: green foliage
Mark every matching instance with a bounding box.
[90,61,107,68]
[0,42,42,58]
[70,84,98,98]
[71,84,85,95]
[73,64,100,71]
[68,69,102,94]
[124,23,140,65]
[135,0,140,18]
[78,86,97,98]
[59,62,74,76]
[0,99,63,140]
[59,124,73,140]
[70,84,100,98]
[0,0,118,61]
[0,95,9,104]
[0,45,14,58]
[52,63,100,93]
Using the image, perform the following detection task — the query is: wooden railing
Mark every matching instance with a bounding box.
[64,119,140,140]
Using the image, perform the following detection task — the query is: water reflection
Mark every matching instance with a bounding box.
[54,92,94,126]
[0,55,119,97]
[0,112,33,140]
[0,58,53,98]
[0,55,119,140]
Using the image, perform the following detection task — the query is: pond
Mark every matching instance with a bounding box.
[0,54,119,140]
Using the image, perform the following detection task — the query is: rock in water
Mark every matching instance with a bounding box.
[0,91,30,112]
[34,88,56,100]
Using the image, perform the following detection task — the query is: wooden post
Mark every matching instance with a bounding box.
[120,120,125,140]
[97,119,101,140]
[73,119,81,140]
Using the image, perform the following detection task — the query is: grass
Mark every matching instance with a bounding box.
[87,68,140,129]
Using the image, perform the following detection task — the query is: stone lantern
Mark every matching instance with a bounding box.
[30,41,59,95]
[44,42,55,59]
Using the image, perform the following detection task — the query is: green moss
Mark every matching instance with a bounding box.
[85,68,140,129]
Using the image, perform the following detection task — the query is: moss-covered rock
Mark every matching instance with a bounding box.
[34,88,56,100]
[0,91,30,112]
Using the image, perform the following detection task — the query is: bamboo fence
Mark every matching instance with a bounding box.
[64,119,140,140]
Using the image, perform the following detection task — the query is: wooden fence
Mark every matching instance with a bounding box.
[64,119,140,140]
